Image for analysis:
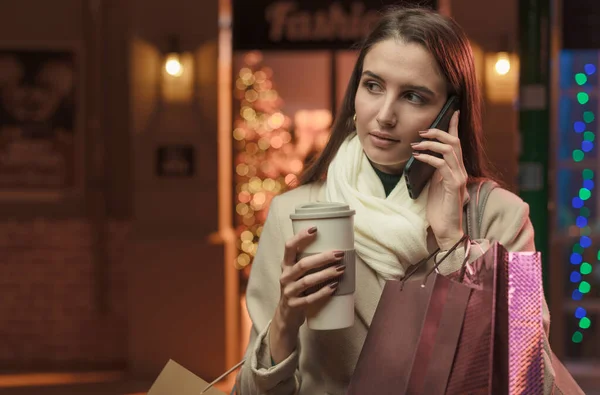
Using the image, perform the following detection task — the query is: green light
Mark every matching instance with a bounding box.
[580,188,592,200]
[578,92,590,104]
[573,150,585,162]
[581,262,592,275]
[584,111,595,123]
[573,244,584,253]
[583,169,595,180]
[580,207,591,217]
[579,281,591,294]
[584,132,596,142]
[572,331,584,343]
[576,73,588,85]
[579,317,591,329]
[597,249,600,260]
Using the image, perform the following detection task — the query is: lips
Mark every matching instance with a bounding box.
[369,131,399,142]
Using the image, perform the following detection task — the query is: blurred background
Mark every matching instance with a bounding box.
[0,0,598,393]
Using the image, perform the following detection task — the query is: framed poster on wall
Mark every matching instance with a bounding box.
[0,43,83,201]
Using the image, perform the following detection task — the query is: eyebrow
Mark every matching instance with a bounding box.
[361,70,436,97]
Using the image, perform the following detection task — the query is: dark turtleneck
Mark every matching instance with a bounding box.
[370,163,402,197]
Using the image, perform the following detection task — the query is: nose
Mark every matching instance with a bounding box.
[376,98,397,128]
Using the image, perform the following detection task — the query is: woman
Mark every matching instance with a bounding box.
[235,6,552,395]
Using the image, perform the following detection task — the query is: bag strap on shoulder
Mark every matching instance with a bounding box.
[464,180,498,239]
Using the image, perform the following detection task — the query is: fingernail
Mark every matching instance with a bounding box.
[413,151,421,156]
[334,251,345,258]
[308,226,318,234]
[335,264,346,272]
[419,130,427,135]
[329,281,339,289]
[410,142,419,146]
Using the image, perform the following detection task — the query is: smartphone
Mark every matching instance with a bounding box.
[403,95,460,199]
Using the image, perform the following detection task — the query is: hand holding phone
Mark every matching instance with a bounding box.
[403,96,460,199]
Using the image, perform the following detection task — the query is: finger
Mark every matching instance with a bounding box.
[412,152,464,187]
[283,263,345,299]
[411,140,460,170]
[282,226,318,267]
[412,152,445,169]
[447,111,464,163]
[285,250,344,282]
[449,110,459,138]
[288,281,339,308]
[418,127,460,147]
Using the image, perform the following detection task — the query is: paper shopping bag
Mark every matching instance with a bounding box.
[347,243,555,394]
[148,359,227,395]
[346,267,474,394]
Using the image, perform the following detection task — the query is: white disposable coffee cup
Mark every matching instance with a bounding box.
[290,202,356,330]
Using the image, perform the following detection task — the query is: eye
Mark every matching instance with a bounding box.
[405,92,424,104]
[363,80,383,93]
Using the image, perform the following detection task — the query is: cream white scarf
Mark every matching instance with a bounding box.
[325,132,430,280]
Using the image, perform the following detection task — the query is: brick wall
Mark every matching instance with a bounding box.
[0,219,131,371]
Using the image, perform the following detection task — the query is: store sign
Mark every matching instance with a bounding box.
[232,0,437,50]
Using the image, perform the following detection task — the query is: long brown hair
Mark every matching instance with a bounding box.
[300,6,495,185]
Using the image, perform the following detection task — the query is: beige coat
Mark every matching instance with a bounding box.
[235,181,554,395]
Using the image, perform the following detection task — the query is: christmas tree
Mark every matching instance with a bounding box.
[233,51,297,278]
[233,52,333,282]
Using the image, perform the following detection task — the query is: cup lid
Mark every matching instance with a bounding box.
[290,202,355,220]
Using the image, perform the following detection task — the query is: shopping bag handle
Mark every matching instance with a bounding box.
[401,234,468,290]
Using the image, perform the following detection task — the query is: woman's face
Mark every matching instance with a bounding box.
[354,38,449,174]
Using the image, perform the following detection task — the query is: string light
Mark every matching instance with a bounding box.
[570,63,596,344]
[233,52,295,271]
[232,54,333,275]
